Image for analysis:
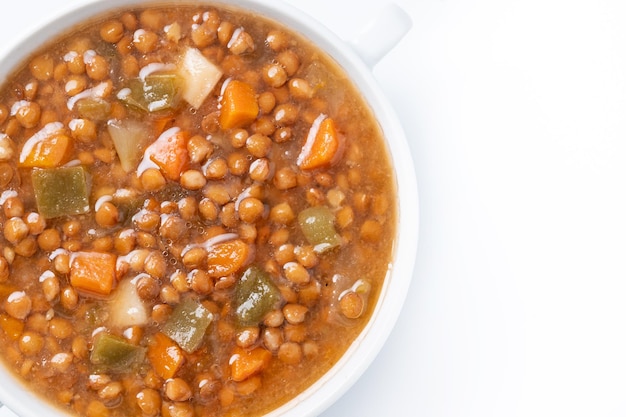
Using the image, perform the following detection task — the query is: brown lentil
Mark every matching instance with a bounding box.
[19,331,45,356]
[339,291,365,319]
[100,20,125,43]
[164,378,193,402]
[5,291,32,320]
[136,389,161,417]
[277,50,300,76]
[277,342,303,365]
[283,261,310,285]
[3,217,29,244]
[283,303,308,325]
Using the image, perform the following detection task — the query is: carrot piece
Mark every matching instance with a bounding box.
[69,252,117,297]
[147,332,185,380]
[219,80,259,129]
[19,132,73,168]
[154,118,173,136]
[297,115,343,170]
[146,127,189,180]
[0,314,24,341]
[230,346,272,382]
[206,239,251,277]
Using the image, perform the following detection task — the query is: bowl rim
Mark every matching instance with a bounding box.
[0,1,420,416]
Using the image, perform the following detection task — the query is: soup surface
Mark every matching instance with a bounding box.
[0,3,396,417]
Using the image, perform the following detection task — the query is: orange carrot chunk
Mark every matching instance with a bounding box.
[219,80,259,129]
[206,239,251,277]
[230,346,272,382]
[69,252,117,297]
[19,123,73,168]
[146,127,189,180]
[147,332,185,380]
[297,115,343,171]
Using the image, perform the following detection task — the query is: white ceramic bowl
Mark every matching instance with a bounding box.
[0,1,419,416]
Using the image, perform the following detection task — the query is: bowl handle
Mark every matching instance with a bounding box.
[347,3,413,68]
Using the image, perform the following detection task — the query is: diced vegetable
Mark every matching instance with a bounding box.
[70,251,117,297]
[219,80,259,129]
[153,116,174,136]
[165,21,182,43]
[109,278,149,328]
[107,119,153,172]
[162,298,213,353]
[0,313,24,341]
[298,206,342,253]
[90,332,145,372]
[19,123,73,168]
[234,266,281,326]
[230,346,272,382]
[32,166,90,219]
[75,98,111,121]
[206,239,251,277]
[143,127,189,180]
[118,73,182,113]
[178,47,223,109]
[147,332,185,379]
[297,115,343,170]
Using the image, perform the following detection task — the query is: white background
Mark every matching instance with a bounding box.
[1,1,626,416]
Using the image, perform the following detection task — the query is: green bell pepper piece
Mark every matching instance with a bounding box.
[235,266,282,327]
[119,74,181,113]
[75,97,111,121]
[90,332,145,373]
[162,298,213,353]
[298,206,342,253]
[32,166,90,219]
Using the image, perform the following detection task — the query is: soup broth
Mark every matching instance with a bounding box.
[0,3,396,417]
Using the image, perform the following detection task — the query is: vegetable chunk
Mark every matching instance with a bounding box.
[297,115,343,170]
[141,126,189,180]
[19,123,73,168]
[109,278,149,328]
[32,166,90,219]
[90,332,145,372]
[147,332,185,379]
[178,47,223,109]
[70,251,117,297]
[75,98,111,121]
[235,266,282,326]
[298,206,342,253]
[230,346,272,382]
[219,80,259,129]
[119,73,182,113]
[108,119,153,172]
[162,298,213,353]
[206,239,251,277]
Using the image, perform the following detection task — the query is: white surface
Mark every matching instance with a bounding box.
[1,0,625,416]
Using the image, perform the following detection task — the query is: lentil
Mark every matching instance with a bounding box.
[5,291,32,320]
[164,378,193,402]
[136,388,161,417]
[4,196,24,218]
[277,342,303,365]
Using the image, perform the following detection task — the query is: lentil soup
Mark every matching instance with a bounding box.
[0,3,396,417]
